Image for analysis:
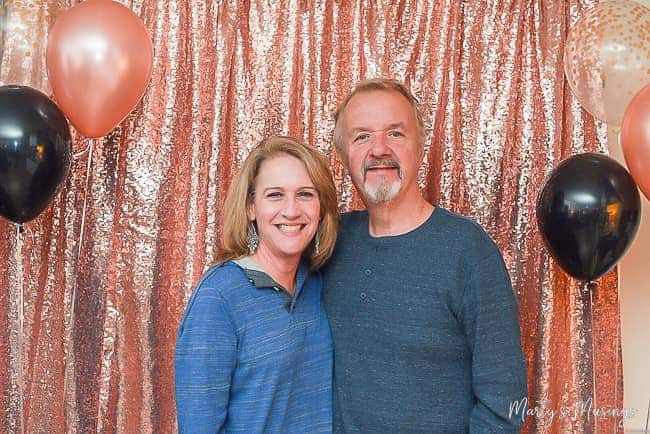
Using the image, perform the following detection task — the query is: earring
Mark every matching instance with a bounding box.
[314,231,320,255]
[248,222,259,254]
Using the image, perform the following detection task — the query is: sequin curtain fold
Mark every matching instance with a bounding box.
[0,0,624,432]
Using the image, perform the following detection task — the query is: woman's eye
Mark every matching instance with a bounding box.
[298,191,316,199]
[266,192,283,199]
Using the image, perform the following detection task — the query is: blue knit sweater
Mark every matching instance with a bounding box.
[322,208,528,433]
[175,259,333,433]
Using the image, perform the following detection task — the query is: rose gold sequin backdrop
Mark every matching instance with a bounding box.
[0,0,624,432]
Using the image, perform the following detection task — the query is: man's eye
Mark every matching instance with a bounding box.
[388,130,403,137]
[354,133,370,143]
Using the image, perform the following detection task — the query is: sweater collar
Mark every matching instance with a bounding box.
[232,257,310,311]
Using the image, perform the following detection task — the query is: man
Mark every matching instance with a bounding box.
[323,78,528,433]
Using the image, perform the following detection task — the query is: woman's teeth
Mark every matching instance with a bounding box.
[278,224,303,232]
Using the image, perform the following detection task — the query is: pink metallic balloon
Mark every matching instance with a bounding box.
[621,84,650,201]
[46,0,153,138]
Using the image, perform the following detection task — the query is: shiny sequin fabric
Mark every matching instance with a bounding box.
[0,0,622,432]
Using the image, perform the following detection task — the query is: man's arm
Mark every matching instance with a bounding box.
[174,286,237,433]
[462,248,528,433]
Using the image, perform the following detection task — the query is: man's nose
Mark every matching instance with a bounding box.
[369,134,392,157]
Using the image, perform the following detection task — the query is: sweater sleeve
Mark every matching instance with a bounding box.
[174,285,237,433]
[462,247,528,433]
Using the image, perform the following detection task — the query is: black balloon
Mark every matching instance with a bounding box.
[536,153,641,281]
[0,85,72,224]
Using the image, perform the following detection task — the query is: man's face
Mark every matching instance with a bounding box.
[339,90,422,204]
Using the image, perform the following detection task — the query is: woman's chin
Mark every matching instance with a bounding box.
[258,241,313,262]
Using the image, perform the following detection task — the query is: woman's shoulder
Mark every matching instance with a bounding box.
[192,260,252,299]
[179,261,251,324]
[177,262,248,337]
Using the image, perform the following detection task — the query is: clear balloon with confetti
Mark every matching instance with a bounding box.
[564,0,650,126]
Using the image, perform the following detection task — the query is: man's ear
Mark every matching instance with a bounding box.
[336,145,350,168]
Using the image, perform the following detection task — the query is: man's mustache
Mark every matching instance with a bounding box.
[363,158,402,179]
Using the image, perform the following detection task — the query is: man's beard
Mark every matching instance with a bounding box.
[362,158,402,204]
[364,177,401,204]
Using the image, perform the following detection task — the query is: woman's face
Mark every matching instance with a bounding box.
[248,153,321,263]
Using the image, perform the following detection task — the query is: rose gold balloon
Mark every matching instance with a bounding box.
[621,84,650,201]
[46,0,153,138]
[564,1,650,126]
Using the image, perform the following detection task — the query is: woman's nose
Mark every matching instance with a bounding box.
[281,196,301,218]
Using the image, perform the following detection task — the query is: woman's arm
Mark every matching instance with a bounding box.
[175,286,237,433]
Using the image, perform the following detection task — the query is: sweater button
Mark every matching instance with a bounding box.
[364,269,372,276]
[360,292,367,300]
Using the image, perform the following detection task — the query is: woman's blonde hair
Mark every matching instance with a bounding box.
[215,136,339,269]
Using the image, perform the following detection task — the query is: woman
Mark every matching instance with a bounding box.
[175,136,338,433]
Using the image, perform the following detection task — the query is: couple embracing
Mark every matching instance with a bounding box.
[174,79,528,433]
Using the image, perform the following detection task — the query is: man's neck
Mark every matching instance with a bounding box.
[366,190,434,237]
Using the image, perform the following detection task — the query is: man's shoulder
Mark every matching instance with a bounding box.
[339,210,367,232]
[434,206,484,233]
[433,207,500,258]
[340,209,367,222]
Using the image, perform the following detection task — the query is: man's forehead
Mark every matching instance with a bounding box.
[342,91,415,127]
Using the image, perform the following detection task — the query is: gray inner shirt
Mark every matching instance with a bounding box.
[233,257,294,312]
